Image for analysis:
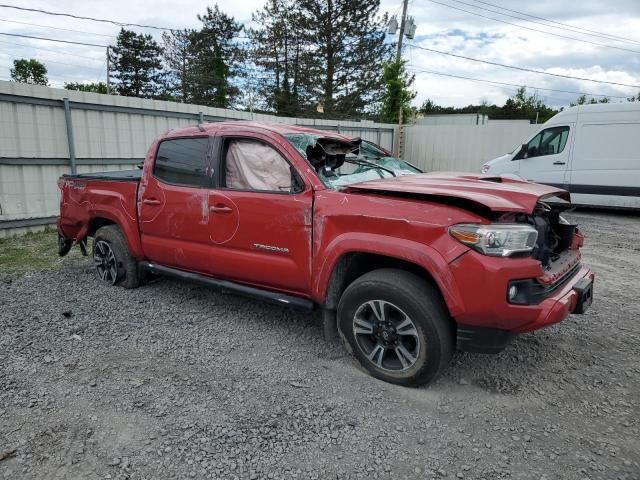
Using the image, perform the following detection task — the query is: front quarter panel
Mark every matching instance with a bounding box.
[312,190,486,316]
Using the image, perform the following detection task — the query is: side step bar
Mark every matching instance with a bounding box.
[139,261,315,311]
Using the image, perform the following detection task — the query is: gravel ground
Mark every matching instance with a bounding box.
[1,211,639,480]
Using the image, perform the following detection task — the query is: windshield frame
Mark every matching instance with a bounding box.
[284,133,422,189]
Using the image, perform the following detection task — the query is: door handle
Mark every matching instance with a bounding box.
[209,205,232,214]
[553,161,566,165]
[143,198,161,205]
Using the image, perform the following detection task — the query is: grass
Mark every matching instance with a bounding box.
[0,229,82,277]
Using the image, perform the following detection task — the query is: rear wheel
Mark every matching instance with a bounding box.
[93,225,140,289]
[338,269,453,387]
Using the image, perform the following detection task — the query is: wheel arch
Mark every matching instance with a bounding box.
[85,213,144,259]
[316,235,465,318]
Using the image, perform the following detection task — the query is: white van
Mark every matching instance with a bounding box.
[482,102,640,209]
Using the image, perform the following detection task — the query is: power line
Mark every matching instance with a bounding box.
[0,4,174,31]
[0,18,116,38]
[405,65,630,99]
[0,38,103,60]
[467,0,640,46]
[0,53,104,69]
[406,43,640,89]
[0,31,107,48]
[424,0,640,54]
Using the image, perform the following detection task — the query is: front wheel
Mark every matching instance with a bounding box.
[337,269,454,387]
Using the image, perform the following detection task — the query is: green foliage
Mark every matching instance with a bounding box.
[247,0,309,116]
[380,60,415,123]
[186,6,244,108]
[10,58,48,85]
[0,229,80,278]
[572,94,610,106]
[419,87,558,123]
[249,0,391,118]
[161,29,194,102]
[108,29,164,98]
[64,82,110,94]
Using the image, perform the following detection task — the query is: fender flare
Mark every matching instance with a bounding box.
[84,208,144,260]
[313,232,465,317]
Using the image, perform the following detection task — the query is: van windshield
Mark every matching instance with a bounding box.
[285,133,421,188]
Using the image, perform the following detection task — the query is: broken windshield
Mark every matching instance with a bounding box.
[285,133,421,189]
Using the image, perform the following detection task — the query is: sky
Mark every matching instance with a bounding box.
[0,0,639,109]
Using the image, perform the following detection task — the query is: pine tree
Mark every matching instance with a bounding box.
[297,0,391,117]
[249,0,391,118]
[187,6,244,108]
[247,0,309,116]
[162,29,195,102]
[108,29,164,98]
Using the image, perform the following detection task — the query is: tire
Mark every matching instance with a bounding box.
[93,225,140,289]
[337,268,454,387]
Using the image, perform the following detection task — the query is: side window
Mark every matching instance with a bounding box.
[153,138,209,187]
[525,127,570,158]
[223,139,299,193]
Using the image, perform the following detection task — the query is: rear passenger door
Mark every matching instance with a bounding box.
[207,133,314,295]
[139,136,214,274]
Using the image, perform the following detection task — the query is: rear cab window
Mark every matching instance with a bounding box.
[153,137,210,187]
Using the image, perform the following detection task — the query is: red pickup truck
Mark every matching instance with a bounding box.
[57,121,594,387]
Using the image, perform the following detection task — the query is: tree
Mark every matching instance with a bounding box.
[10,59,48,85]
[247,0,310,116]
[379,60,415,123]
[249,0,391,118]
[162,29,195,102]
[572,94,611,106]
[108,28,164,98]
[298,0,391,117]
[417,87,560,123]
[186,5,244,108]
[64,82,110,94]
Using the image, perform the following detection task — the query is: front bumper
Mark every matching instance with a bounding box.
[450,249,595,338]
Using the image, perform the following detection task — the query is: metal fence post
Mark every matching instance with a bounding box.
[198,111,204,123]
[62,98,77,174]
[376,127,382,145]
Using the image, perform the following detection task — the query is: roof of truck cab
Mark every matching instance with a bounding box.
[163,121,354,140]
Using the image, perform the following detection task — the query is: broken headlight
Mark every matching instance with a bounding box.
[449,223,538,257]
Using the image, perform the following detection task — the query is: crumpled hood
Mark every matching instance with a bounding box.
[345,172,570,214]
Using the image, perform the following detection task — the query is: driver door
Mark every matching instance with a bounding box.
[516,125,573,188]
[207,133,314,295]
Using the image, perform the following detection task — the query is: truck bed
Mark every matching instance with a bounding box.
[62,169,141,182]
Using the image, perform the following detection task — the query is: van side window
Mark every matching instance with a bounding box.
[154,138,210,187]
[521,126,570,159]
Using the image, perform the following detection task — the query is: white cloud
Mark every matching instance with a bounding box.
[1,0,638,108]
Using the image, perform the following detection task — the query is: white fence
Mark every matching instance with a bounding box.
[0,80,397,234]
[403,123,539,173]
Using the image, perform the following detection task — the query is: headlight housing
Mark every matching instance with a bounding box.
[449,223,538,257]
[481,164,490,174]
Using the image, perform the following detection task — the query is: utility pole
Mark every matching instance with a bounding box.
[396,0,409,63]
[106,46,111,94]
[388,0,415,155]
